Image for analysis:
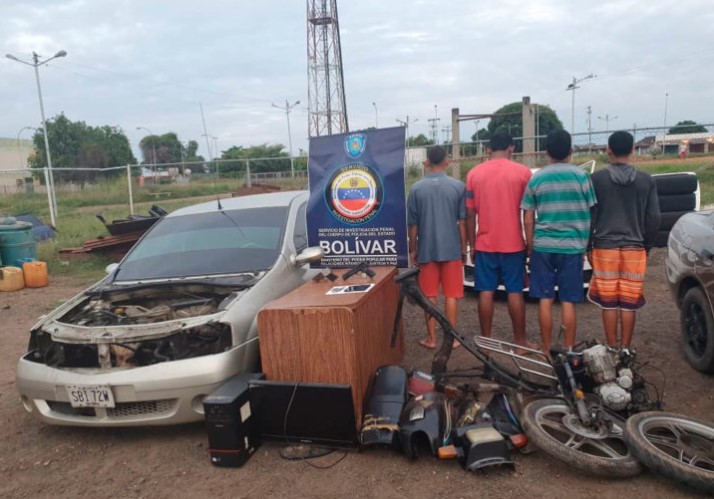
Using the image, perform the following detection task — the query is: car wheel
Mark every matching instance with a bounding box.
[681,287,714,373]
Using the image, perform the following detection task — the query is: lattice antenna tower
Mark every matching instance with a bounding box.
[307,0,349,137]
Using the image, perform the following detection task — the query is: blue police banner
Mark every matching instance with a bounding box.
[307,126,408,268]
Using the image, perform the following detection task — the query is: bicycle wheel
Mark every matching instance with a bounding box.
[521,398,642,477]
[624,412,714,493]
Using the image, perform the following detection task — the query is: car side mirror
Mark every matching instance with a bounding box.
[105,263,119,275]
[290,246,323,267]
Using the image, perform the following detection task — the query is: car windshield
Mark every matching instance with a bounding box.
[113,206,288,281]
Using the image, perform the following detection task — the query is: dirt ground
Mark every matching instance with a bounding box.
[1,248,712,499]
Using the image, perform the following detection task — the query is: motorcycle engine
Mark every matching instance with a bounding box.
[582,345,635,412]
[594,382,631,411]
[582,344,618,383]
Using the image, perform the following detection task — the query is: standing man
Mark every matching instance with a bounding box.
[407,146,467,349]
[521,130,597,353]
[588,131,660,348]
[465,131,532,346]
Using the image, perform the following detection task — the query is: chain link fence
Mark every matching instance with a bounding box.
[2,123,712,225]
[406,124,714,181]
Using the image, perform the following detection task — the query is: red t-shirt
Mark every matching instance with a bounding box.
[465,158,532,253]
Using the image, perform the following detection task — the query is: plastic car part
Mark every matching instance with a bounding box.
[360,365,408,448]
[399,392,451,459]
[407,370,436,396]
[452,423,514,471]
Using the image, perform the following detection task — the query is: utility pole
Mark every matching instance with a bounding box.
[199,102,215,176]
[441,125,452,144]
[565,73,596,134]
[586,105,593,150]
[272,99,300,177]
[396,115,418,148]
[474,120,481,155]
[428,105,440,144]
[663,92,669,154]
[597,114,618,133]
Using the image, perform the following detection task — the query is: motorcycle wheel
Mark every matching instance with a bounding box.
[521,398,642,477]
[624,411,714,494]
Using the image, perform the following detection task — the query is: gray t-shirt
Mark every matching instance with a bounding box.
[407,172,466,263]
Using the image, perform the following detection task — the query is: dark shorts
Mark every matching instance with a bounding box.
[529,251,584,303]
[474,251,526,293]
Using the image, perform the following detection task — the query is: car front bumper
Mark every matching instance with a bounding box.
[16,343,253,427]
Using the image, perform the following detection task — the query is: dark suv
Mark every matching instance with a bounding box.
[666,209,714,372]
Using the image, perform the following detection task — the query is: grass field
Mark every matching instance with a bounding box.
[0,175,305,279]
[2,155,711,280]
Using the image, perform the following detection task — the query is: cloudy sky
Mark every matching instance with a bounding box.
[1,0,714,161]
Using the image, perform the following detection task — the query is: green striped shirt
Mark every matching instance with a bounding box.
[520,163,596,254]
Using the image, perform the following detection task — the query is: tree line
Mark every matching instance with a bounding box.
[25,110,709,182]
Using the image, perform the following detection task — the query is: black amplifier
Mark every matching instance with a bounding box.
[203,373,265,467]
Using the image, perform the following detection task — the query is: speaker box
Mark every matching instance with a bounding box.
[203,373,265,467]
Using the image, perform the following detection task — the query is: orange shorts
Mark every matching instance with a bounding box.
[587,248,647,310]
[418,260,464,299]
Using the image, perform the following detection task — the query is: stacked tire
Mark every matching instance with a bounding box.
[652,173,699,248]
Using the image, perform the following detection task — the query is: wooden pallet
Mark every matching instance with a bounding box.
[59,233,141,255]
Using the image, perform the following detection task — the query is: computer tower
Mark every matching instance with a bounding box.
[203,373,265,467]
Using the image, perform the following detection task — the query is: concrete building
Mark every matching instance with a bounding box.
[656,132,714,155]
[0,138,34,193]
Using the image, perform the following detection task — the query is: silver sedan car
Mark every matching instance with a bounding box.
[17,191,320,426]
[666,208,714,373]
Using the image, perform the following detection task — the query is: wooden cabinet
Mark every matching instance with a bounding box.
[257,267,404,428]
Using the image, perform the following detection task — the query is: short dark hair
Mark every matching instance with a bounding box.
[489,131,513,151]
[608,131,634,157]
[546,130,572,161]
[427,145,447,165]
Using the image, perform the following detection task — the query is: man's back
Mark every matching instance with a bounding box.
[465,158,532,253]
[521,163,596,254]
[590,164,660,249]
[407,172,465,263]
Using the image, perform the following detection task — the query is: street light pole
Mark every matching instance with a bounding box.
[272,99,300,177]
[6,49,67,226]
[372,102,378,128]
[565,73,596,135]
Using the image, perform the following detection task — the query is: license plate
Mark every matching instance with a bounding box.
[65,384,115,408]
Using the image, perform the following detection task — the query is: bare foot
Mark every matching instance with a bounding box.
[419,339,437,350]
[453,340,462,349]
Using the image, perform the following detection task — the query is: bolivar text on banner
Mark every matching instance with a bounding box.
[307,126,408,268]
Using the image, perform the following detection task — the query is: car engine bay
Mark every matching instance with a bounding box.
[27,285,242,369]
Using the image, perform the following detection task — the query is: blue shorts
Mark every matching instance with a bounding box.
[474,251,526,293]
[529,251,584,303]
